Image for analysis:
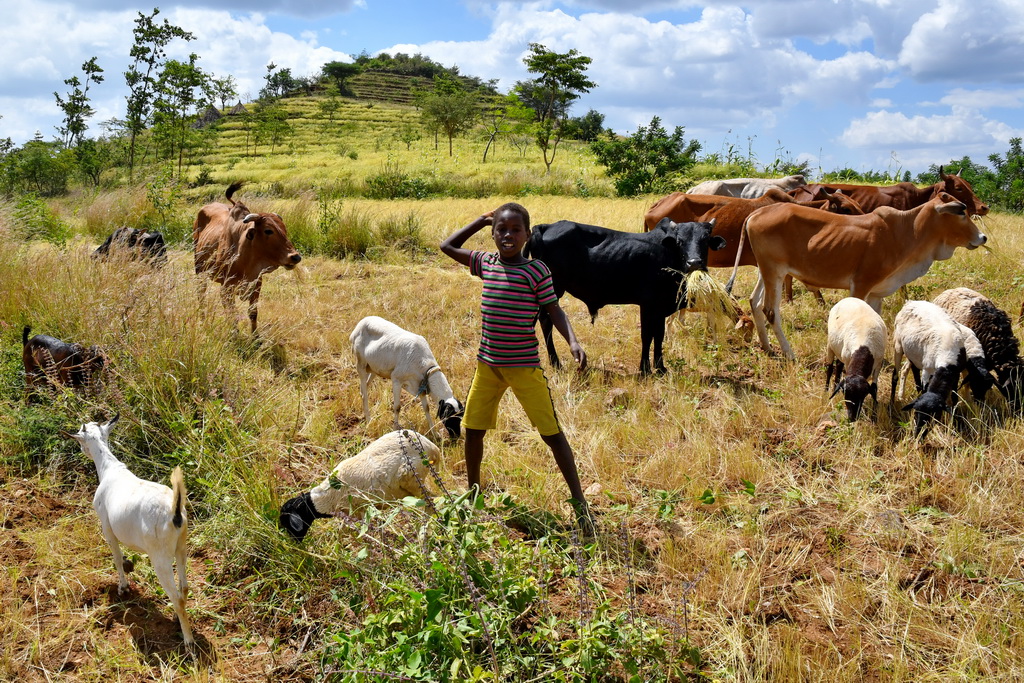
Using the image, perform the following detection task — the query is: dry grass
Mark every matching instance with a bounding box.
[2,198,1024,680]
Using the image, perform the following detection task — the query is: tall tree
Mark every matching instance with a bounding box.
[123,8,194,179]
[517,43,596,174]
[418,73,478,157]
[212,74,238,111]
[152,53,212,176]
[54,57,104,148]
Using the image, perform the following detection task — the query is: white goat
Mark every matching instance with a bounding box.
[350,316,464,438]
[825,297,887,421]
[279,429,440,540]
[70,415,193,646]
[891,301,967,436]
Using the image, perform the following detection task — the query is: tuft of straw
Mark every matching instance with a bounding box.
[683,270,739,336]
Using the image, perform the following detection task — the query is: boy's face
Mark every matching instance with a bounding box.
[491,210,529,260]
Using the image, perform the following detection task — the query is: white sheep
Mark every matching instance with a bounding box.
[350,315,464,438]
[891,301,967,435]
[70,415,193,646]
[279,429,440,540]
[825,297,887,421]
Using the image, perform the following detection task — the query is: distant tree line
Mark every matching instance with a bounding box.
[3,13,1024,211]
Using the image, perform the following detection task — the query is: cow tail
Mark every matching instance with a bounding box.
[725,217,749,295]
[225,181,244,205]
[170,466,186,529]
[22,326,30,346]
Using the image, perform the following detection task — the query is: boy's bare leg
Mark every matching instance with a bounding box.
[465,428,486,493]
[541,432,596,536]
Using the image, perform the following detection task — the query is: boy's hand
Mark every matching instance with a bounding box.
[570,341,588,371]
[481,210,494,225]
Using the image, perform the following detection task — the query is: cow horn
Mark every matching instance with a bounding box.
[242,213,259,223]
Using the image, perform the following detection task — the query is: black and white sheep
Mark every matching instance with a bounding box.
[933,287,1023,407]
[69,415,194,646]
[891,301,968,436]
[350,316,464,439]
[279,429,439,540]
[825,297,887,421]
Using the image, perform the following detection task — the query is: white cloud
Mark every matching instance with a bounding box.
[940,88,1024,109]
[900,0,1024,82]
[48,0,362,19]
[0,3,350,144]
[839,107,1022,168]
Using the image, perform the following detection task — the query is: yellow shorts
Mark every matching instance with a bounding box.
[462,362,562,436]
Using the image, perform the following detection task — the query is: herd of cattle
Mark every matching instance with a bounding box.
[23,170,1010,430]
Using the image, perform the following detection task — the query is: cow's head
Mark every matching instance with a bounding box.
[823,189,865,215]
[139,231,168,263]
[938,166,989,216]
[242,213,302,269]
[655,217,725,273]
[931,192,987,251]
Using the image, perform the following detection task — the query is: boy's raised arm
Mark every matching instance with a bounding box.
[440,212,493,266]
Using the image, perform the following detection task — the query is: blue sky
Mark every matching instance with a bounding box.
[3,0,1024,175]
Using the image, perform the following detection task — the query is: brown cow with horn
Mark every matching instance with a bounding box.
[193,182,302,332]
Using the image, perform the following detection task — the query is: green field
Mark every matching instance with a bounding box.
[3,95,1024,681]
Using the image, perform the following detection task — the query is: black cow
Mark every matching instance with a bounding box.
[526,217,724,375]
[92,227,167,264]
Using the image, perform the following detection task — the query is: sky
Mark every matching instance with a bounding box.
[2,0,1024,176]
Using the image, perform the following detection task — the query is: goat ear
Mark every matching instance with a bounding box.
[107,413,119,428]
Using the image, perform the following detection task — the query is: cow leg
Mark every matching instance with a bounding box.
[749,276,773,353]
[891,343,904,403]
[538,307,561,369]
[763,277,794,360]
[247,280,262,333]
[783,275,794,303]
[640,310,668,375]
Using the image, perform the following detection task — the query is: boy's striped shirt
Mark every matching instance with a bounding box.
[470,250,557,367]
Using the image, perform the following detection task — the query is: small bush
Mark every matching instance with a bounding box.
[377,212,429,255]
[11,194,71,246]
[365,161,442,199]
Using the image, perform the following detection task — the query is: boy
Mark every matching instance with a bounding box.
[440,203,594,533]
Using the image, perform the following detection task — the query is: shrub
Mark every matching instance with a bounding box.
[11,194,71,246]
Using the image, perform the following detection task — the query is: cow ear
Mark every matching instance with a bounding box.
[245,225,256,241]
[710,235,727,251]
[655,217,674,232]
[938,165,947,180]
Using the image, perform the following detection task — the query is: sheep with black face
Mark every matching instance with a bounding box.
[350,316,464,439]
[825,297,886,421]
[279,430,439,541]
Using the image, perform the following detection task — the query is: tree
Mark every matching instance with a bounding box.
[152,53,213,176]
[562,109,605,142]
[124,8,194,179]
[321,61,361,95]
[417,73,478,156]
[590,116,701,196]
[398,123,422,151]
[260,63,299,101]
[517,43,596,173]
[317,83,343,130]
[54,57,104,148]
[480,93,534,162]
[212,75,238,111]
[989,138,1024,213]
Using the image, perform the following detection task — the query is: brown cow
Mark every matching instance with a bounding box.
[788,167,989,215]
[193,182,302,332]
[644,187,865,303]
[730,193,987,359]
